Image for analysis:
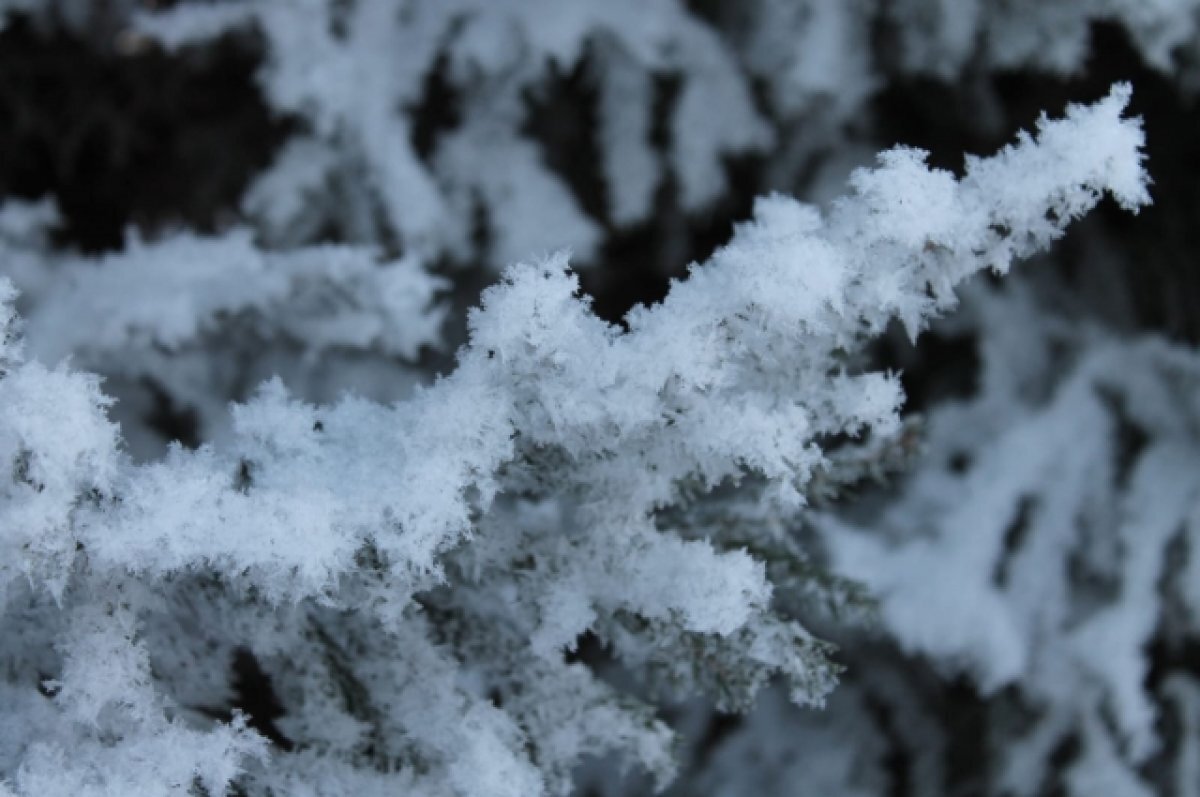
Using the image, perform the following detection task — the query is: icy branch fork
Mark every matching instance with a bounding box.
[40,84,1147,625]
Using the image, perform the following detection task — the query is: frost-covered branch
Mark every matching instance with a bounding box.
[0,86,1148,795]
[136,0,770,263]
[3,221,445,453]
[820,274,1200,795]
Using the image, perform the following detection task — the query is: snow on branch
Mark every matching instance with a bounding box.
[821,275,1200,795]
[135,0,771,263]
[59,85,1145,599]
[0,86,1148,795]
[4,226,445,454]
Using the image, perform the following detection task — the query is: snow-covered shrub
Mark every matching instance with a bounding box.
[0,210,445,455]
[121,0,1200,279]
[0,86,1148,795]
[813,270,1200,796]
[575,276,1200,797]
[880,0,1200,76]
[587,251,1200,797]
[135,0,772,264]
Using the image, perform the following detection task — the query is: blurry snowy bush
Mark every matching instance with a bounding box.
[0,1,1197,796]
[135,0,772,264]
[818,276,1200,796]
[128,0,1200,260]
